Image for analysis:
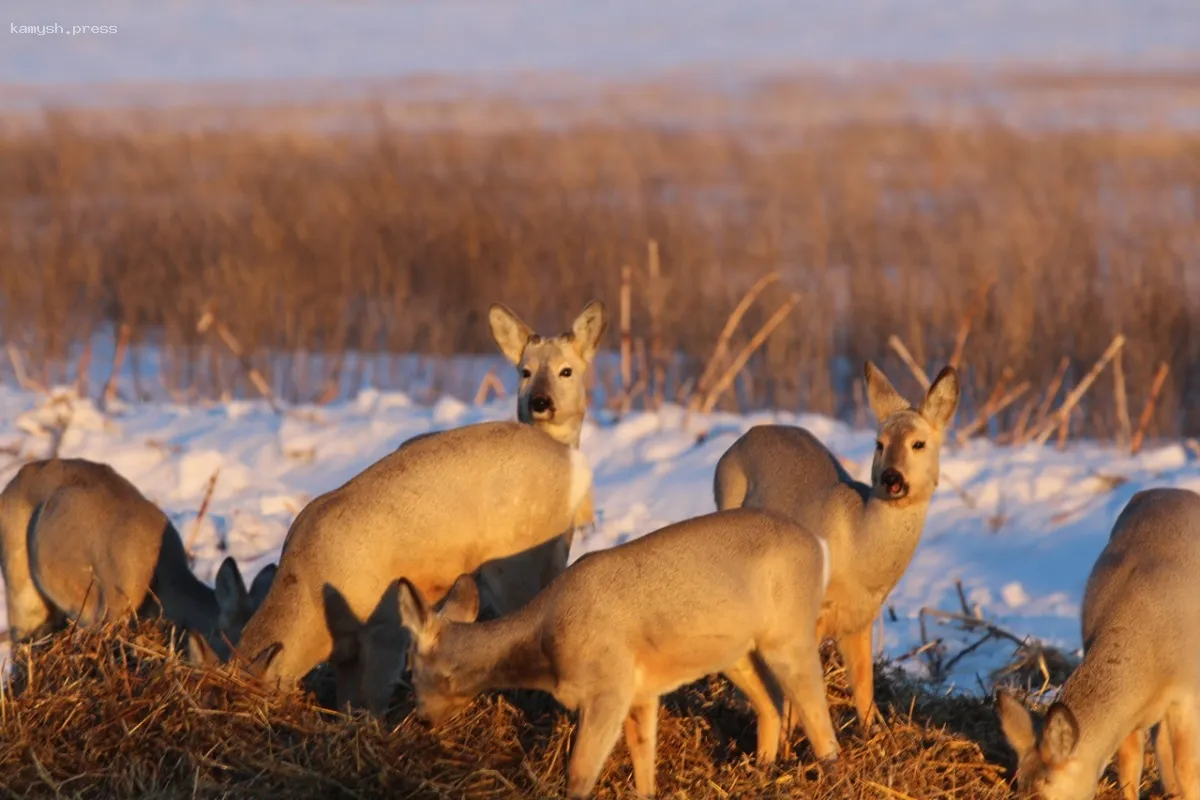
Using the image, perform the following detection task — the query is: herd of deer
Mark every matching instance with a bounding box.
[0,300,1197,800]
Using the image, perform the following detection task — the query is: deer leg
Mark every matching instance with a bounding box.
[5,563,54,641]
[1166,697,1200,800]
[1156,721,1180,797]
[837,626,878,732]
[724,654,784,764]
[1115,727,1145,800]
[623,698,659,798]
[760,642,840,765]
[568,688,633,799]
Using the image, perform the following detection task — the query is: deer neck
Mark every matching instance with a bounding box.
[519,399,583,449]
[1057,633,1154,782]
[440,609,555,697]
[848,493,930,594]
[531,418,581,449]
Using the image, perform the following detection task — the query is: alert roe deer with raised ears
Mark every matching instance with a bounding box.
[397,508,840,799]
[481,300,606,616]
[997,488,1200,800]
[232,421,592,714]
[0,458,274,656]
[713,362,960,736]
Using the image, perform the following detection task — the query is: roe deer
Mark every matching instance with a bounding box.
[713,362,960,735]
[0,458,274,655]
[481,300,606,617]
[231,421,592,714]
[396,508,840,799]
[997,488,1200,800]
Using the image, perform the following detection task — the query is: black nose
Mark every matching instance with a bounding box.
[880,468,906,495]
[529,395,553,414]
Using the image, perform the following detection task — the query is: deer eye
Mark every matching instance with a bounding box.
[875,440,883,452]
[521,368,532,379]
[912,441,926,451]
[559,367,573,378]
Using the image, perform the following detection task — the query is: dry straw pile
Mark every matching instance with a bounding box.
[0,620,1027,799]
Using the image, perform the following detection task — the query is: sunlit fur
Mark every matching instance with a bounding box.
[479,301,607,619]
[713,362,960,745]
[998,488,1200,800]
[399,510,840,799]
[0,458,272,658]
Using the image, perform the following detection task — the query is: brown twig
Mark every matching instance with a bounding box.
[197,309,281,413]
[981,368,1014,415]
[699,294,800,414]
[956,381,1030,444]
[1112,346,1131,447]
[1028,356,1070,437]
[184,469,221,563]
[74,341,93,399]
[919,607,1027,647]
[646,240,667,410]
[100,323,131,410]
[948,315,973,372]
[473,368,506,406]
[886,335,931,391]
[6,344,47,394]
[689,271,781,410]
[1130,361,1170,456]
[1056,404,1072,450]
[948,283,992,371]
[954,580,974,617]
[1030,335,1126,445]
[618,265,633,413]
[1007,397,1037,444]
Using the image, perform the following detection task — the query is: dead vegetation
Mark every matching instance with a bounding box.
[0,619,1017,799]
[0,619,1163,798]
[0,86,1198,439]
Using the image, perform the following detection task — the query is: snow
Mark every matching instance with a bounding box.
[2,380,1195,694]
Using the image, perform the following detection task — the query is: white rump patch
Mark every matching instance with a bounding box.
[816,536,832,593]
[567,448,593,516]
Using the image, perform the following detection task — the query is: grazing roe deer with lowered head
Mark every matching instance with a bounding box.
[481,301,606,617]
[713,362,959,734]
[0,458,274,656]
[997,487,1200,800]
[397,508,840,799]
[231,420,592,714]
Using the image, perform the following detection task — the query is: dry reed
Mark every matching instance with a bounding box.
[0,90,1197,440]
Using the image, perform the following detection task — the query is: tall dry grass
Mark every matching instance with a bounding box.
[0,103,1197,437]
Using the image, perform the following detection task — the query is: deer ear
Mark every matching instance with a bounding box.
[489,303,534,366]
[214,557,249,621]
[864,361,909,424]
[919,366,960,431]
[570,300,607,363]
[438,575,480,624]
[398,579,434,642]
[245,641,283,678]
[995,691,1037,760]
[249,563,277,609]
[187,629,221,667]
[1039,702,1080,766]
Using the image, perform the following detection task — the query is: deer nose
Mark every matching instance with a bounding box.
[529,395,553,414]
[880,468,907,496]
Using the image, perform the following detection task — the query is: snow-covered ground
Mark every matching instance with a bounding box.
[1,380,1195,693]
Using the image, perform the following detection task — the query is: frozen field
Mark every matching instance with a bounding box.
[1,379,1195,692]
